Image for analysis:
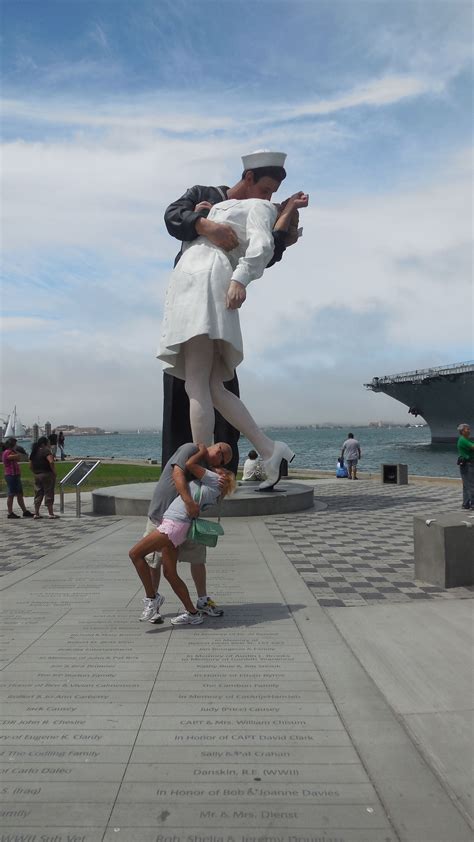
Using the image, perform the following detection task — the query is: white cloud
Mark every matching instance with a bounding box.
[2,78,472,425]
[1,341,162,428]
[88,23,110,52]
[280,74,443,120]
[240,147,472,366]
[1,316,54,332]
[1,97,237,133]
[2,144,471,427]
[1,71,444,137]
[2,133,225,256]
[368,6,473,83]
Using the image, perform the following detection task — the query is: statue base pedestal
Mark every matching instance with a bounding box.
[92,480,317,518]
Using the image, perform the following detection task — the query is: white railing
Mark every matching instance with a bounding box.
[365,361,474,387]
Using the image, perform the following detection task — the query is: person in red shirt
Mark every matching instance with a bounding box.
[2,437,33,519]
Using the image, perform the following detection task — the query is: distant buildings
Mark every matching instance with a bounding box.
[15,422,115,438]
[368,421,426,429]
[56,426,108,436]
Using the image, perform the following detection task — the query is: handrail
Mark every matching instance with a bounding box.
[365,361,474,387]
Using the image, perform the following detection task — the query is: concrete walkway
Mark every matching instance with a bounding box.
[0,481,473,842]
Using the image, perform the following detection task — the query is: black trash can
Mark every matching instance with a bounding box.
[381,463,408,485]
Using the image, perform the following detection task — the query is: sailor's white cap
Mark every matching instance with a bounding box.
[241,149,287,170]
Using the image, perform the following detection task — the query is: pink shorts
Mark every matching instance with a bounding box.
[157,518,190,548]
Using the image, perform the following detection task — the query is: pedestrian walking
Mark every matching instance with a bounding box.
[48,430,58,457]
[341,433,362,479]
[58,431,66,460]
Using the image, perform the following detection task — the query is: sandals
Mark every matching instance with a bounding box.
[34,513,60,519]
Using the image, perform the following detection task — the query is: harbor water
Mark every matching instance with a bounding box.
[18,427,459,478]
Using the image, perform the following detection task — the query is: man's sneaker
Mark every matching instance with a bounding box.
[148,593,165,624]
[139,594,164,623]
[22,510,34,518]
[197,597,224,617]
[7,512,20,519]
[170,611,204,626]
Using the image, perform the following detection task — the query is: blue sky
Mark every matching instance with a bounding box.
[2,0,472,428]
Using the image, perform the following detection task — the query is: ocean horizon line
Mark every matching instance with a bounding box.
[40,422,426,435]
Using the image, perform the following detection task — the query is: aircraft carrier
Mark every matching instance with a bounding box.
[365,361,474,443]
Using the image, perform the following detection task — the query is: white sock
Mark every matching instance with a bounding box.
[197,595,208,606]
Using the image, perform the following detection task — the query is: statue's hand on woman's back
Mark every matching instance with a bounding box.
[195,216,239,251]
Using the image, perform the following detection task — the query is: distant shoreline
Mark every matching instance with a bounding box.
[14,423,428,438]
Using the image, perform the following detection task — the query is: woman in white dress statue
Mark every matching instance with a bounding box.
[159,161,308,489]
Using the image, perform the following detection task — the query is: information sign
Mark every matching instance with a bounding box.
[60,459,101,516]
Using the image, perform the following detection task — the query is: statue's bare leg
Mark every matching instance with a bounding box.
[209,347,274,460]
[183,335,215,444]
[183,336,293,487]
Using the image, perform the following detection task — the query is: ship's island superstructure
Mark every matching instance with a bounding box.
[365,361,474,443]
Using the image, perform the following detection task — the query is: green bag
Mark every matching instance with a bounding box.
[188,517,224,547]
[188,483,224,547]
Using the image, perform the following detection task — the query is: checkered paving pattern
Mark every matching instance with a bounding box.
[266,480,474,608]
[0,510,119,575]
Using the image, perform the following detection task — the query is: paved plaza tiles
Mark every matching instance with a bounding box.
[0,479,473,841]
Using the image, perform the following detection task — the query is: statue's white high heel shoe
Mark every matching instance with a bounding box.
[258,441,295,490]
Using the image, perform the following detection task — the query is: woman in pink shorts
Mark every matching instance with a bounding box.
[129,445,235,625]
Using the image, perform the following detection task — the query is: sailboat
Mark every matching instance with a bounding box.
[3,406,28,440]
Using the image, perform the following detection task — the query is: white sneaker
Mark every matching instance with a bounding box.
[197,597,224,617]
[140,594,165,623]
[148,593,165,624]
[170,611,204,626]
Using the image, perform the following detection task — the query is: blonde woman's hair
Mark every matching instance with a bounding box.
[216,468,237,498]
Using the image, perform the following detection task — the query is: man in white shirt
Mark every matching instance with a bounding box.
[341,433,362,480]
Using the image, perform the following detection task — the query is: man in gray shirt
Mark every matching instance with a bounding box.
[341,433,362,480]
[140,441,232,623]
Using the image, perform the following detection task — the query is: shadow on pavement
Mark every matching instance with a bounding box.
[145,601,309,632]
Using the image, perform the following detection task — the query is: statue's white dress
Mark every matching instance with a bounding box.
[158,198,277,382]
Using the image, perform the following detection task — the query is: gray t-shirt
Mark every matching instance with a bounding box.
[342,438,360,460]
[164,470,221,522]
[148,443,202,526]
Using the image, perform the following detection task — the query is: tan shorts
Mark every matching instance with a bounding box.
[143,518,206,567]
[34,472,56,506]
